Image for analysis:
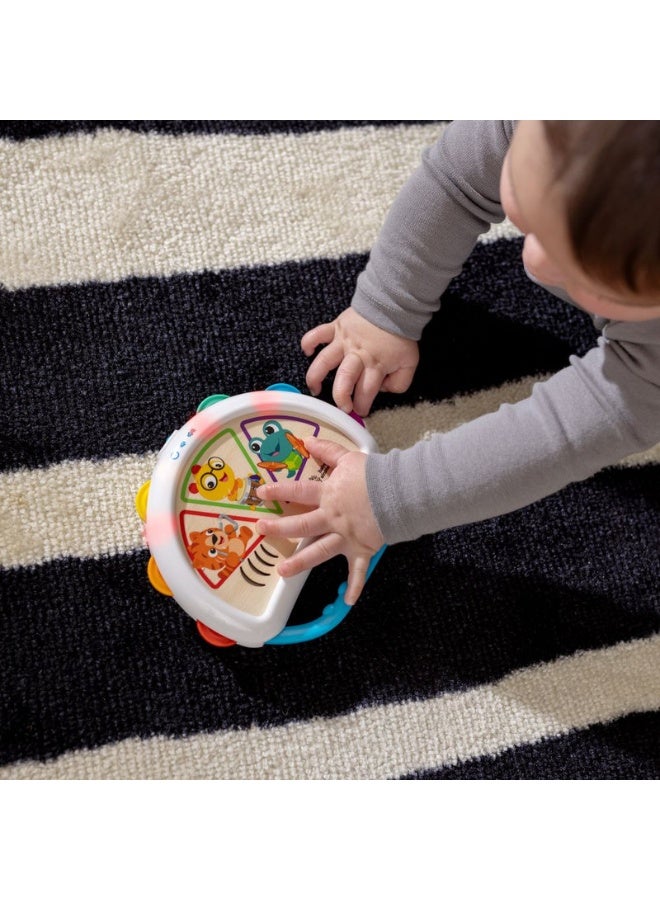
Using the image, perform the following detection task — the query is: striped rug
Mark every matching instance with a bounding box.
[1,121,658,779]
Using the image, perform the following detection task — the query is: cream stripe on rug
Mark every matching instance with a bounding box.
[1,375,657,570]
[0,124,520,291]
[2,633,658,779]
[0,452,156,568]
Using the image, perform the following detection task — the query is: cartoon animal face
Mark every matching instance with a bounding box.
[188,456,236,501]
[248,420,309,477]
[187,518,253,572]
[249,421,292,464]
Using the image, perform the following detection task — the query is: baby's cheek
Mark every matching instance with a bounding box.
[521,234,542,276]
[522,234,564,285]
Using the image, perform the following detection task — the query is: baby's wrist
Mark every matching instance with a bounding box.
[350,292,424,342]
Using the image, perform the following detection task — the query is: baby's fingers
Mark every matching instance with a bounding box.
[305,343,344,396]
[343,553,371,606]
[333,352,365,413]
[256,478,322,507]
[277,533,342,578]
[256,507,327,540]
[301,322,335,357]
[352,366,385,418]
[303,436,351,470]
[381,365,416,395]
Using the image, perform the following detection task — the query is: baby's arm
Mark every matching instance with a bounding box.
[304,121,515,415]
[258,321,660,602]
[369,322,660,545]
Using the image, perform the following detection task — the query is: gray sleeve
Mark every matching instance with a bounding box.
[352,120,515,341]
[366,319,660,544]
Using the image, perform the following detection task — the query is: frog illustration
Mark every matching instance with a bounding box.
[248,420,309,478]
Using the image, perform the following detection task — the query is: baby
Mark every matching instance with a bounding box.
[256,121,660,605]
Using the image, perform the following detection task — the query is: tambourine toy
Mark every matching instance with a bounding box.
[135,384,386,648]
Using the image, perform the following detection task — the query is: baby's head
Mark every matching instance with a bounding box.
[500,121,660,322]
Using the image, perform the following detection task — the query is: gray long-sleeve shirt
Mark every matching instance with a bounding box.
[353,120,660,545]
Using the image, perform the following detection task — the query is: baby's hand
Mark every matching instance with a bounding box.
[302,308,419,417]
[255,437,385,605]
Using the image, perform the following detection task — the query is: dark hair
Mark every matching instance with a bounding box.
[543,120,660,299]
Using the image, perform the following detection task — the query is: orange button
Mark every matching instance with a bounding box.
[196,621,237,647]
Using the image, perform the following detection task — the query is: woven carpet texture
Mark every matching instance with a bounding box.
[0,120,658,778]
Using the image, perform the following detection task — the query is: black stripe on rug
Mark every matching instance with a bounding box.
[0,240,597,471]
[1,465,657,766]
[0,121,440,141]
[401,711,660,779]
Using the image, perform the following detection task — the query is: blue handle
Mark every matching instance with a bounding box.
[266,545,387,645]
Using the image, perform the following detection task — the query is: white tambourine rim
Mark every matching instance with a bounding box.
[146,391,378,647]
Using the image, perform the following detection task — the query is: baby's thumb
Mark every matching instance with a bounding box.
[381,367,414,394]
